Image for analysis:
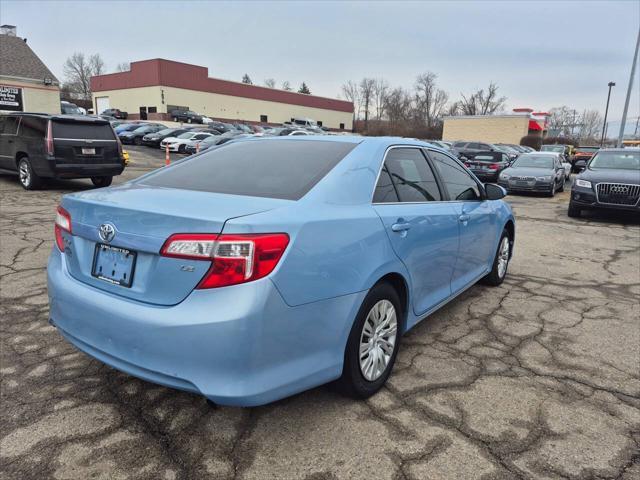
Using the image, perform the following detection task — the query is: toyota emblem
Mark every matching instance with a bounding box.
[98,223,116,243]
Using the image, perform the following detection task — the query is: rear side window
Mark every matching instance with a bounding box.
[20,116,46,138]
[381,148,441,202]
[373,167,399,203]
[0,116,20,135]
[430,151,482,201]
[52,121,115,140]
[142,140,358,200]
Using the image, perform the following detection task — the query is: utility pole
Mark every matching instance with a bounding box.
[601,82,616,146]
[617,28,640,147]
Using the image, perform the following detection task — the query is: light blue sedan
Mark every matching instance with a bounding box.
[47,136,515,406]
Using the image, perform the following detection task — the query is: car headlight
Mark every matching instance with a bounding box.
[536,176,552,181]
[575,179,592,188]
[499,173,510,180]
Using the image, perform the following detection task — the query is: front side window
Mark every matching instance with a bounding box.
[429,151,482,201]
[381,148,441,202]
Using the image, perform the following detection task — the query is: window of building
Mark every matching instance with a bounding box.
[148,107,157,113]
[260,115,268,123]
[317,121,323,127]
[429,151,481,201]
[382,148,441,202]
[339,123,345,130]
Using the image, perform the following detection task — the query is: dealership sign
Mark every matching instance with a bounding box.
[0,86,23,111]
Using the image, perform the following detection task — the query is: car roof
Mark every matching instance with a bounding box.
[523,151,559,156]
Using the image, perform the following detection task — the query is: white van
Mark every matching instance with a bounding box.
[291,117,317,127]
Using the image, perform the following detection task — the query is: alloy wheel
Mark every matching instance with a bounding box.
[18,160,31,187]
[359,299,397,381]
[497,237,510,278]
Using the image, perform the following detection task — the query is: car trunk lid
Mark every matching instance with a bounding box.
[60,184,289,305]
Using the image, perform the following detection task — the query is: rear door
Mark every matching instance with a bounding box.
[0,116,20,170]
[52,118,120,166]
[372,147,460,316]
[428,150,498,293]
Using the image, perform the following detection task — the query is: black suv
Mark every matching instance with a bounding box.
[170,110,203,124]
[0,113,125,190]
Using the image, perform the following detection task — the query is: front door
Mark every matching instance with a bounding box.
[139,107,148,120]
[372,147,460,318]
[428,150,498,293]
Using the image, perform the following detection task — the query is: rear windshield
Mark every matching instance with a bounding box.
[52,121,115,140]
[141,139,358,200]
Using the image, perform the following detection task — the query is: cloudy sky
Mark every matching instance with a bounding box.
[3,0,639,131]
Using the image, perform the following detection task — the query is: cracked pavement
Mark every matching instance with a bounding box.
[1,150,639,479]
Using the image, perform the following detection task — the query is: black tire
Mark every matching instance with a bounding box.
[187,118,192,124]
[567,201,581,218]
[336,282,402,399]
[558,179,564,192]
[134,136,142,146]
[173,117,178,122]
[17,157,43,190]
[91,176,112,188]
[548,182,556,197]
[178,144,186,153]
[481,229,511,286]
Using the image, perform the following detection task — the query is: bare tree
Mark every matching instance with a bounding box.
[458,82,506,115]
[547,106,576,137]
[341,80,361,120]
[446,101,460,116]
[372,78,389,120]
[579,110,603,141]
[384,88,412,129]
[414,72,448,128]
[264,78,276,88]
[281,81,292,91]
[63,52,105,100]
[359,78,376,128]
[115,62,130,72]
[241,74,253,84]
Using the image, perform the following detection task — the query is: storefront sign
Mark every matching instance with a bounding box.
[0,86,23,111]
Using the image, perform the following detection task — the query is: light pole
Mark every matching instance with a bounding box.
[601,82,615,146]
[617,28,640,147]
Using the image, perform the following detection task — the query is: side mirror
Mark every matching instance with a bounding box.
[485,183,507,200]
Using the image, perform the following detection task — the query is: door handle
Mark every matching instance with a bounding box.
[391,221,411,232]
[458,214,470,223]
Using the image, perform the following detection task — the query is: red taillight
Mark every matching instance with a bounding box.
[160,233,290,289]
[45,120,54,156]
[488,163,500,170]
[54,206,71,251]
[464,162,471,167]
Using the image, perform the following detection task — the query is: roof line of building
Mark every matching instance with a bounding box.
[91,59,354,113]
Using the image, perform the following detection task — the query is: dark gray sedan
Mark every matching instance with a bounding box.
[497,152,566,196]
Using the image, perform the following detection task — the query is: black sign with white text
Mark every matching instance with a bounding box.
[0,86,23,111]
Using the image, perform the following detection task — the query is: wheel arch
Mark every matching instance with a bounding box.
[15,151,29,166]
[372,272,410,334]
[504,219,515,259]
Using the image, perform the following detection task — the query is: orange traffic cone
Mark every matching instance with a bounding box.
[196,142,200,154]
[165,143,170,166]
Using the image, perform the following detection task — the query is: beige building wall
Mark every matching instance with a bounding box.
[0,78,60,114]
[93,86,353,129]
[442,115,530,144]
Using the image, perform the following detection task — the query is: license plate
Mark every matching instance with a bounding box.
[516,181,529,186]
[82,147,96,155]
[92,244,136,287]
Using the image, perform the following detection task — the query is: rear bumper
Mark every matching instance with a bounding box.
[35,157,124,178]
[47,248,363,406]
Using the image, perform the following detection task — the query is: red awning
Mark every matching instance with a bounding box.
[528,120,543,131]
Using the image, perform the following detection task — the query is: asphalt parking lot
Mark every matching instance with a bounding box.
[1,149,639,480]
